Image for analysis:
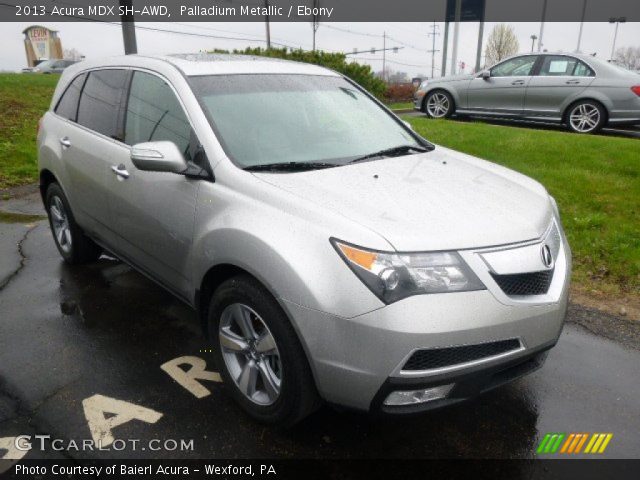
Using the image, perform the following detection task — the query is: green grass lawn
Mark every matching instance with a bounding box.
[387,101,414,111]
[405,116,640,296]
[0,73,60,188]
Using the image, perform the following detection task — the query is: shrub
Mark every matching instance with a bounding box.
[384,83,416,103]
[207,47,387,100]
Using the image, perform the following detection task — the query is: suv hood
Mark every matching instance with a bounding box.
[253,146,552,251]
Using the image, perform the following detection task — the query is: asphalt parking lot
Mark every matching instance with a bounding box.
[1,192,639,461]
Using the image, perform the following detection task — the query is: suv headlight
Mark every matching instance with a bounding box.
[332,239,485,304]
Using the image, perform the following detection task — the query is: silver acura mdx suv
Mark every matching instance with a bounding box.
[38,54,571,425]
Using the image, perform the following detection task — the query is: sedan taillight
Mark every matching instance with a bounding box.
[631,86,640,96]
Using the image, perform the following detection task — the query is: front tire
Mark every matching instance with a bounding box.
[45,183,102,264]
[424,90,454,118]
[565,101,606,134]
[207,275,320,426]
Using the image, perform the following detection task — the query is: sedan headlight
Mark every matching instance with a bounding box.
[332,239,485,304]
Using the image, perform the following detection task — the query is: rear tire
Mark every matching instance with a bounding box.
[565,100,606,134]
[45,183,102,264]
[207,274,320,426]
[424,90,454,118]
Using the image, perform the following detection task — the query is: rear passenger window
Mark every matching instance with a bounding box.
[573,61,594,77]
[54,73,86,121]
[124,71,191,155]
[77,69,129,139]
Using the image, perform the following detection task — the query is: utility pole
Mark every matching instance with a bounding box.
[576,0,588,52]
[264,0,271,50]
[312,0,320,51]
[382,31,386,83]
[119,0,137,54]
[538,0,547,52]
[451,0,462,75]
[530,35,537,52]
[427,22,440,79]
[609,17,626,60]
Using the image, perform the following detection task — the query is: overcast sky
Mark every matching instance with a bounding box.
[1,20,638,77]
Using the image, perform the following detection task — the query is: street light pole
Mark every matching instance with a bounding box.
[576,0,588,52]
[450,0,462,75]
[538,0,547,52]
[609,17,626,60]
[530,35,537,52]
[264,0,271,50]
[119,0,137,55]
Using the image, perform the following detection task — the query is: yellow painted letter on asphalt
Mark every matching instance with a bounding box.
[82,394,163,447]
[160,356,222,399]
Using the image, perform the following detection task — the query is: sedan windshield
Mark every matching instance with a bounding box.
[189,74,427,170]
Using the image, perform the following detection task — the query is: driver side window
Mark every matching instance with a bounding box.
[124,71,192,158]
[491,56,537,77]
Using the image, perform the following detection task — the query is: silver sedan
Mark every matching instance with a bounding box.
[415,53,640,133]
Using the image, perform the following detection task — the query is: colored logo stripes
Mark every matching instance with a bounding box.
[537,433,613,454]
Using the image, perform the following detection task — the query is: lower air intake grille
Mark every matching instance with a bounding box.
[490,269,554,296]
[403,339,521,371]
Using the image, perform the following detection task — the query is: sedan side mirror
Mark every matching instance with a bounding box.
[130,141,188,174]
[481,70,491,80]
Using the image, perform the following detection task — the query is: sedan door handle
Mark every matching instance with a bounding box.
[511,80,525,85]
[59,137,71,148]
[565,80,581,84]
[111,164,130,179]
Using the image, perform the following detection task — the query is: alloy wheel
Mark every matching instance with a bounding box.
[49,196,72,253]
[218,303,282,405]
[569,104,600,133]
[426,92,450,118]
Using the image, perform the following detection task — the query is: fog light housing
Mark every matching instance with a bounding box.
[383,384,454,406]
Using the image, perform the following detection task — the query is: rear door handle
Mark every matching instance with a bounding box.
[565,80,581,84]
[111,164,130,179]
[511,80,525,86]
[59,137,71,148]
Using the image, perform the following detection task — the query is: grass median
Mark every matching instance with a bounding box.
[404,116,639,299]
[0,73,59,189]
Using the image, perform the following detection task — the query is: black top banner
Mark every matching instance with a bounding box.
[0,0,639,22]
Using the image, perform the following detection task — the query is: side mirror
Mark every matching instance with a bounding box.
[402,120,413,130]
[481,70,491,80]
[130,141,188,174]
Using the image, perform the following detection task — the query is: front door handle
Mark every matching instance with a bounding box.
[511,80,525,86]
[565,79,581,84]
[111,164,130,179]
[59,137,71,148]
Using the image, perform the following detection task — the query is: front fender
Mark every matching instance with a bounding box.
[190,174,388,320]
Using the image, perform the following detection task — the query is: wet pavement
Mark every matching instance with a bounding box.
[0,195,639,461]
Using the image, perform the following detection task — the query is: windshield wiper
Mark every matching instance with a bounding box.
[244,161,339,172]
[349,145,430,164]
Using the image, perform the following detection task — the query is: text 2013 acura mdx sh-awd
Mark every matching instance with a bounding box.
[38,54,571,425]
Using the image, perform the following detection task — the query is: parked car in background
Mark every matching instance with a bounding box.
[38,54,570,425]
[415,53,640,133]
[22,59,78,74]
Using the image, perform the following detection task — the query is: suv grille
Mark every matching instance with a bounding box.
[403,339,521,371]
[491,269,554,296]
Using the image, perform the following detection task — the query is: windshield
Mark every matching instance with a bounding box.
[189,74,425,169]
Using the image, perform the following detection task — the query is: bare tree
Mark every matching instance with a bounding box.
[614,46,640,71]
[63,48,84,61]
[484,24,519,67]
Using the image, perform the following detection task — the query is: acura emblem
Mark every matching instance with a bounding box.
[541,244,554,269]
